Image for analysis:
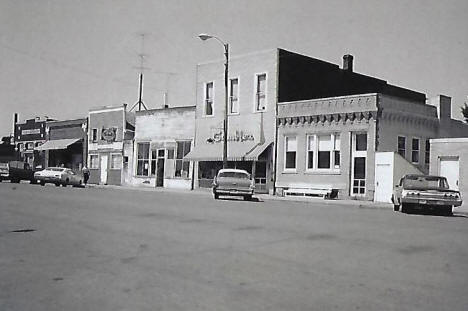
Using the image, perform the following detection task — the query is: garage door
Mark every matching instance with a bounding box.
[440,157,459,191]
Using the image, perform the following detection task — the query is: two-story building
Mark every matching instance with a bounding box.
[14,116,53,168]
[87,105,134,185]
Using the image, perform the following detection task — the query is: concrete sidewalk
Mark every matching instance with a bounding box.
[87,183,394,209]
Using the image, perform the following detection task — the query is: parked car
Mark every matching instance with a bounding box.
[34,167,84,187]
[0,161,37,184]
[392,174,462,215]
[212,169,255,201]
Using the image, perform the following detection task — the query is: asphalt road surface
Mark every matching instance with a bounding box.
[1,182,468,311]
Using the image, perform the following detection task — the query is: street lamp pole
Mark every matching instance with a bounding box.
[198,34,229,169]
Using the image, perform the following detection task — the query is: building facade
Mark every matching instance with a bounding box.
[36,118,87,171]
[186,49,278,193]
[14,117,52,168]
[87,105,134,185]
[128,106,196,189]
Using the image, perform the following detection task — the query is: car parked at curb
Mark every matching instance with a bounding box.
[212,168,255,201]
[392,174,462,215]
[34,167,84,187]
[0,161,37,184]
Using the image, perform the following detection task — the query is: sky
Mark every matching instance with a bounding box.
[1,0,467,136]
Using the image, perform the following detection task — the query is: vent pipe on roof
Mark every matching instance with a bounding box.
[343,54,354,72]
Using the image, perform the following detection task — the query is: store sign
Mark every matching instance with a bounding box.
[101,128,117,142]
[207,130,254,143]
[21,129,41,135]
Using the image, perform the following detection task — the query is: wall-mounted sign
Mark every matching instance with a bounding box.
[207,130,254,144]
[101,128,117,143]
[21,129,41,135]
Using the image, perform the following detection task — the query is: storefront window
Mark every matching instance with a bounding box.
[284,136,296,170]
[425,139,430,166]
[355,133,367,151]
[111,154,122,169]
[333,134,340,169]
[306,135,315,169]
[151,150,157,176]
[89,154,99,169]
[136,143,150,176]
[175,141,191,178]
[318,135,332,169]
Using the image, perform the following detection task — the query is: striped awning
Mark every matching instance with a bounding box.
[184,142,271,161]
[35,138,81,151]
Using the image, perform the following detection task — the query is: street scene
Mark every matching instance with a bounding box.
[1,182,468,311]
[1,1,468,310]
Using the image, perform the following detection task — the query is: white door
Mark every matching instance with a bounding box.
[100,155,108,184]
[375,163,393,203]
[440,158,459,190]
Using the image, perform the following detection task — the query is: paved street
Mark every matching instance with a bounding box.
[1,183,468,311]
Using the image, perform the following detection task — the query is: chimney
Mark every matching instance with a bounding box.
[343,54,354,72]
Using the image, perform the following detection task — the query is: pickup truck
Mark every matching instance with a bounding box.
[0,161,37,184]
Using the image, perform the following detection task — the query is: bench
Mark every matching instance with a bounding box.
[283,184,338,199]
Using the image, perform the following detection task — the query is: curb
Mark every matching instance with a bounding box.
[85,183,394,209]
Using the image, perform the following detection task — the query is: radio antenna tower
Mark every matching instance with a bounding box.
[130,33,150,111]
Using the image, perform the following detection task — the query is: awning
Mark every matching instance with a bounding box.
[184,142,272,161]
[35,138,81,151]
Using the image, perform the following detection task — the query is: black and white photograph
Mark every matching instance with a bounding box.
[1,1,468,310]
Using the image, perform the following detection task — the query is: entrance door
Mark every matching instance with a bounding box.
[351,133,368,196]
[440,157,459,190]
[375,163,393,202]
[100,154,108,184]
[156,159,164,187]
[156,149,165,187]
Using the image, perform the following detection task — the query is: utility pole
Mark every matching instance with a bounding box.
[130,33,150,112]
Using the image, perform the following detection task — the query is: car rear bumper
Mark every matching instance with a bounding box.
[35,176,61,183]
[402,198,463,207]
[214,188,254,196]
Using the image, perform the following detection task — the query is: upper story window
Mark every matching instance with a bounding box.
[398,136,406,158]
[204,82,214,116]
[412,138,420,163]
[255,73,266,111]
[229,78,239,114]
[284,136,297,170]
[91,128,98,142]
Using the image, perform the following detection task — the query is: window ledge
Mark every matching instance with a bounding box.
[304,170,341,175]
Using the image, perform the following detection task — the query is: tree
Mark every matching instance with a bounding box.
[462,102,468,123]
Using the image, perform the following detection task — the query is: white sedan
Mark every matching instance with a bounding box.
[34,167,84,187]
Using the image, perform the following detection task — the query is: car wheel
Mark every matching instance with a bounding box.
[400,203,409,213]
[55,182,60,187]
[244,194,252,201]
[40,181,45,186]
[214,192,219,200]
[443,206,453,216]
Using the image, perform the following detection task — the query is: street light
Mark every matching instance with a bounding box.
[198,33,229,169]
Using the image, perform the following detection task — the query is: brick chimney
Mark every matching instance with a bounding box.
[343,54,353,72]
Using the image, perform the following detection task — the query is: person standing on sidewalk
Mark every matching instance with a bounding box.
[82,166,90,185]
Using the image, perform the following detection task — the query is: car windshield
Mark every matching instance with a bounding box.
[218,172,250,179]
[403,176,449,190]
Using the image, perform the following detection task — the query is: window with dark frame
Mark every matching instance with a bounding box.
[412,138,419,163]
[205,82,214,116]
[285,136,296,169]
[425,139,430,165]
[136,143,150,176]
[307,135,315,169]
[398,136,406,158]
[255,74,266,111]
[355,133,367,151]
[91,128,98,142]
[175,141,191,178]
[229,78,239,114]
